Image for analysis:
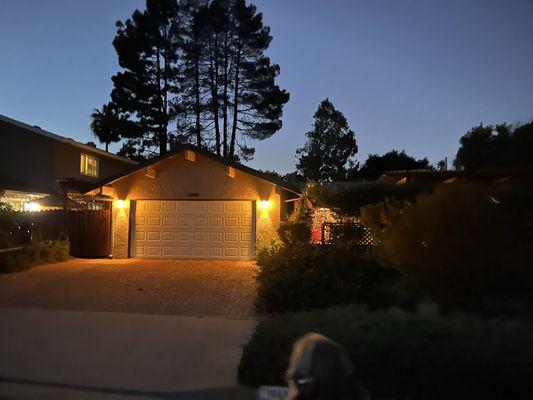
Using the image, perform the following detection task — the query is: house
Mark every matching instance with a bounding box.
[84,145,301,260]
[0,114,136,210]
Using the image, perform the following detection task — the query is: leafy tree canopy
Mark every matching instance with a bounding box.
[296,99,358,182]
[353,150,432,181]
[454,122,533,171]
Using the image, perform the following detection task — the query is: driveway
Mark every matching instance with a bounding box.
[0,259,260,399]
[0,308,256,399]
[0,258,258,319]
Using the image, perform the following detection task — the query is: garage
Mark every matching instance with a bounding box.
[132,200,254,260]
[85,146,300,259]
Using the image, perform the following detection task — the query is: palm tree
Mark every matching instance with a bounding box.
[90,104,121,152]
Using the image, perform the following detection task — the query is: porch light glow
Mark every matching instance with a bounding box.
[116,200,126,209]
[260,200,271,211]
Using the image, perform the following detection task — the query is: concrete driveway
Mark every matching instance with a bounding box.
[0,258,258,319]
[0,308,256,399]
[0,259,260,399]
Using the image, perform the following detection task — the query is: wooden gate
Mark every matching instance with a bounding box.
[67,210,111,258]
[18,209,111,258]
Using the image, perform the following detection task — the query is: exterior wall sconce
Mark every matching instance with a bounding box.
[116,200,126,209]
[260,199,271,211]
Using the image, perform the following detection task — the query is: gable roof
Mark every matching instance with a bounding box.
[0,114,137,165]
[83,143,301,195]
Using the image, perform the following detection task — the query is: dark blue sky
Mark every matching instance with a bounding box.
[1,0,532,173]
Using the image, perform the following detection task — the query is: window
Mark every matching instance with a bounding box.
[80,153,99,177]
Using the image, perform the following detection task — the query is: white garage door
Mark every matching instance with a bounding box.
[133,200,254,260]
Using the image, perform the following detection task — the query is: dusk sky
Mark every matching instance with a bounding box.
[1,0,532,173]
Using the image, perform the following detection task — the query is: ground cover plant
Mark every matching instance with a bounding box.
[238,304,533,399]
[0,240,70,273]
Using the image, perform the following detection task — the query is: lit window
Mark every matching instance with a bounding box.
[80,153,99,177]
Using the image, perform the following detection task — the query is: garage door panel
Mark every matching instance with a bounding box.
[134,200,253,260]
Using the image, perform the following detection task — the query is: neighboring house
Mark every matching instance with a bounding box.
[0,114,136,210]
[85,145,301,260]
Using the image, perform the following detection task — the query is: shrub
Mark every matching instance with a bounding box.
[255,238,404,313]
[0,240,70,273]
[0,202,19,248]
[238,305,533,399]
[360,183,533,309]
[278,220,310,246]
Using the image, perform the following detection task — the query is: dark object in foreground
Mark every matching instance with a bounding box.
[285,333,370,400]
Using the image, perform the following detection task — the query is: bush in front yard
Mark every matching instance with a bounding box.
[255,239,407,313]
[238,305,533,399]
[360,183,533,309]
[0,240,70,273]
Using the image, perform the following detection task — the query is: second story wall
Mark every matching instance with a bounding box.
[52,142,134,187]
[0,119,56,193]
[0,116,136,194]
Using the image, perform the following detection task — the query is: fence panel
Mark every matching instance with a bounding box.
[15,209,111,258]
[321,221,374,249]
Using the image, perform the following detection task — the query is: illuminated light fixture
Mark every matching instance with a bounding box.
[116,200,126,209]
[26,202,42,212]
[260,200,271,211]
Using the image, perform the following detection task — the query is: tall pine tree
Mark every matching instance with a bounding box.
[110,0,181,157]
[296,99,358,182]
[93,0,289,161]
[226,0,289,160]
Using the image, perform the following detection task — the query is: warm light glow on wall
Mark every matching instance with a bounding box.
[116,200,126,209]
[260,200,271,211]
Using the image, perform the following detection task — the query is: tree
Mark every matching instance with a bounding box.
[453,122,533,171]
[200,0,289,160]
[296,99,358,182]
[354,150,432,181]
[175,0,210,148]
[90,104,122,152]
[97,0,289,161]
[110,0,181,157]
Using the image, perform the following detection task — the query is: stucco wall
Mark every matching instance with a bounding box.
[111,199,131,259]
[107,152,282,258]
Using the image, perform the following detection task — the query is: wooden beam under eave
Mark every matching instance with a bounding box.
[227,166,235,178]
[144,166,156,178]
[185,150,196,162]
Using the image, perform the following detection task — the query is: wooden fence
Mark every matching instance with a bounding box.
[16,209,111,258]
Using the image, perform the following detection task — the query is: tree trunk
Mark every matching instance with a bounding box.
[209,36,221,156]
[194,46,201,148]
[163,27,169,153]
[159,128,168,155]
[156,44,167,154]
[229,44,242,159]
[222,28,230,158]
